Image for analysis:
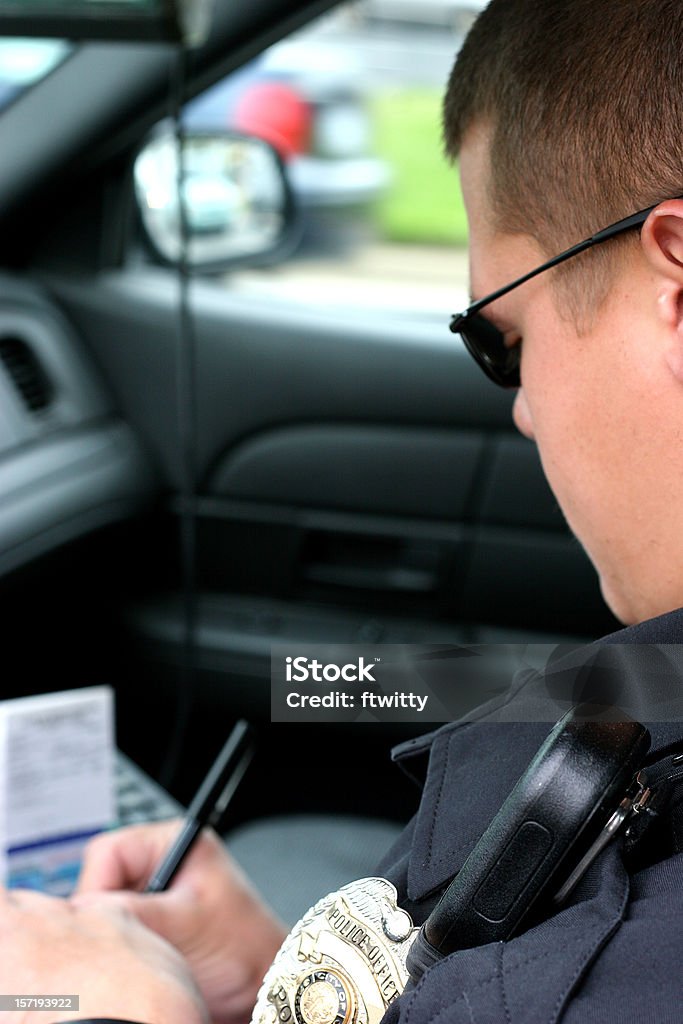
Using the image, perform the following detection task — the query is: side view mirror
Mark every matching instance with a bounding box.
[134,128,299,271]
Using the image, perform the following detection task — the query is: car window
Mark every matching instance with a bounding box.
[0,38,71,112]
[182,0,481,321]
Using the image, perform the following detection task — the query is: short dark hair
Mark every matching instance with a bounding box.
[443,0,683,312]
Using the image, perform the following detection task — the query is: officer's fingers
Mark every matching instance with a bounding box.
[72,888,195,948]
[0,887,74,915]
[76,820,186,893]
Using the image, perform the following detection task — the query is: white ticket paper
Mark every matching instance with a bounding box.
[0,686,115,893]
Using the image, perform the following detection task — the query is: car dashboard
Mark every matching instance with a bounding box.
[0,274,154,579]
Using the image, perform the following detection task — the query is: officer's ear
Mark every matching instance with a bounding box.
[640,199,683,382]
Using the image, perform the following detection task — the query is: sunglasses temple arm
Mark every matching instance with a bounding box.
[461,202,658,324]
[465,237,596,319]
[590,207,652,244]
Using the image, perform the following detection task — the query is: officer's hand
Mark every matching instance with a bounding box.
[0,885,206,1024]
[75,821,287,1024]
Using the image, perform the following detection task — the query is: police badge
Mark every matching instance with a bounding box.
[250,709,651,1024]
[250,877,417,1024]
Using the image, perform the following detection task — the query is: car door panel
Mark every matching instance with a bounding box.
[43,267,618,690]
[44,271,511,486]
[208,424,484,518]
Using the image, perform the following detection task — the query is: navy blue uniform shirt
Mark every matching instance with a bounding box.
[378,610,683,1024]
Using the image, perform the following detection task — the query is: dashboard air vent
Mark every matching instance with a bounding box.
[0,335,53,412]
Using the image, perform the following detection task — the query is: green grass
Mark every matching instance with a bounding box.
[371,88,468,246]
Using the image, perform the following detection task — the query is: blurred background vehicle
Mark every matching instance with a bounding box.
[184,38,390,252]
[360,0,487,32]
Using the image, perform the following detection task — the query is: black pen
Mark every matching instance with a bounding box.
[145,719,254,892]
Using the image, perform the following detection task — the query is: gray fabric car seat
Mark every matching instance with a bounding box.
[226,815,403,925]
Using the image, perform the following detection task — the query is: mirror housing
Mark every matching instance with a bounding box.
[134,128,300,272]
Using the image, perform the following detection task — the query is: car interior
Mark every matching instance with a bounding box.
[0,0,620,917]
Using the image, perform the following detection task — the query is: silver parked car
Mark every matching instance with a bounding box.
[361,0,486,33]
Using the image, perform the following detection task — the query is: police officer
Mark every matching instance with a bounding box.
[6,0,683,1020]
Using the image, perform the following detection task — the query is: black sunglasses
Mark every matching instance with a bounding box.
[450,200,674,388]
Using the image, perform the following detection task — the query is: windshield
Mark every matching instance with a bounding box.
[0,38,71,112]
